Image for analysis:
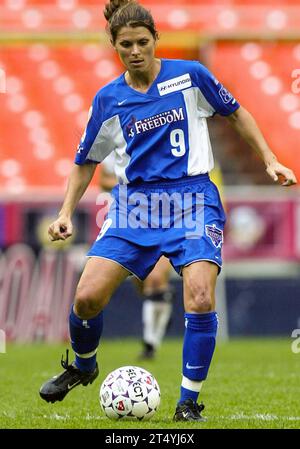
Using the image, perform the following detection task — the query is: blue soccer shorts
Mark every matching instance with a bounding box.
[87,173,226,280]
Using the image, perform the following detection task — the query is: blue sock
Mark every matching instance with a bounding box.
[69,305,103,372]
[179,311,218,404]
[180,385,199,403]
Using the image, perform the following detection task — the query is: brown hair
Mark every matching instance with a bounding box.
[103,0,158,44]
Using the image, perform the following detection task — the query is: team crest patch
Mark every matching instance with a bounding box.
[218,85,234,104]
[205,224,223,248]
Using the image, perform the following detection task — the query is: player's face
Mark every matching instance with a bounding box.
[114,26,157,74]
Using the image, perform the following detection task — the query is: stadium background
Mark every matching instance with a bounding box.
[1,0,300,344]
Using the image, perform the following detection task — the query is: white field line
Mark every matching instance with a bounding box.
[2,411,300,422]
[40,413,300,422]
[223,413,300,421]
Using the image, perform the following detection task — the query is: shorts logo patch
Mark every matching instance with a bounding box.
[205,224,223,248]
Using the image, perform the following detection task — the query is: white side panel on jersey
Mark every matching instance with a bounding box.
[182,87,215,175]
[86,115,130,183]
[101,151,116,175]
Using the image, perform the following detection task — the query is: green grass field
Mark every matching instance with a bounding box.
[1,338,299,429]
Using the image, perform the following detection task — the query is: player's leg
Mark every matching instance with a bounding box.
[138,256,174,359]
[162,174,225,421]
[174,261,218,422]
[140,299,156,358]
[39,257,129,403]
[70,257,129,372]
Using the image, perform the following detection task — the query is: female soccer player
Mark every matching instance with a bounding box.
[39,0,297,421]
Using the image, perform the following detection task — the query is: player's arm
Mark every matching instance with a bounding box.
[226,106,297,186]
[99,165,117,192]
[48,163,97,241]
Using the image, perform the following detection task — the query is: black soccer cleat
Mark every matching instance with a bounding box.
[138,342,155,360]
[173,399,207,422]
[39,349,99,403]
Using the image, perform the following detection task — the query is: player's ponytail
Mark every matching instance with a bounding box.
[103,0,158,44]
[103,0,129,22]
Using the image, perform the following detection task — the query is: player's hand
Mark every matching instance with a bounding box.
[48,216,73,241]
[266,161,297,186]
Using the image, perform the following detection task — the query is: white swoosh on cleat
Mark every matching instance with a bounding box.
[67,381,81,390]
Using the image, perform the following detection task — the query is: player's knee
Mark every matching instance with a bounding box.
[186,280,213,313]
[74,287,104,319]
[144,272,167,292]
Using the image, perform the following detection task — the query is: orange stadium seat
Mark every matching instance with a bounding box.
[209,42,300,180]
[0,39,200,192]
[1,1,300,191]
[1,1,300,34]
[1,1,300,4]
[0,44,123,191]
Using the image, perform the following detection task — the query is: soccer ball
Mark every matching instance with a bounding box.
[99,365,160,420]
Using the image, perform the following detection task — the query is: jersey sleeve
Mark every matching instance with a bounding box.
[74,92,104,165]
[194,62,240,116]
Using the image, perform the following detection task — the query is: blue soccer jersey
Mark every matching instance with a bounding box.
[75,59,239,183]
